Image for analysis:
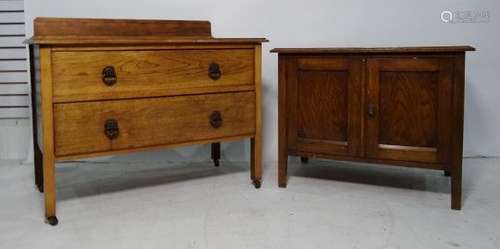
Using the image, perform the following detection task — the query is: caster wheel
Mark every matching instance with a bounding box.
[253,180,261,189]
[213,159,220,167]
[300,157,309,163]
[46,216,58,226]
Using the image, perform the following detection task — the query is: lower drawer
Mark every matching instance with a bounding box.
[53,91,256,156]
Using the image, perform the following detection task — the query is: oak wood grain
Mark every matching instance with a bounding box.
[251,45,262,184]
[40,47,56,219]
[378,71,438,147]
[28,36,269,45]
[50,44,257,51]
[365,58,453,164]
[287,56,362,157]
[51,49,255,102]
[34,17,213,37]
[56,135,254,161]
[298,70,348,141]
[31,17,266,224]
[278,55,289,187]
[53,92,256,156]
[273,47,473,209]
[270,46,475,54]
[27,18,268,45]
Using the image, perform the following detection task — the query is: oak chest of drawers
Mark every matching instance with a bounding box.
[29,18,267,225]
[271,46,475,210]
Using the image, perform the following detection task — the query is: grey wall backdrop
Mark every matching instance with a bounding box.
[24,0,500,163]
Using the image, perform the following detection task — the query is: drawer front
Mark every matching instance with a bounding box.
[52,49,255,102]
[53,92,256,156]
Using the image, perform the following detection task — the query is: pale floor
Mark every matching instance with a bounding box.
[0,157,499,249]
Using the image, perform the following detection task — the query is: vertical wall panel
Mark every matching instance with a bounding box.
[0,0,28,119]
[0,0,29,160]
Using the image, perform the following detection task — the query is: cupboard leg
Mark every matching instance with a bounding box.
[300,157,309,163]
[34,144,44,192]
[277,54,288,188]
[211,142,220,167]
[250,137,262,188]
[451,164,462,210]
[43,157,57,225]
[278,154,288,188]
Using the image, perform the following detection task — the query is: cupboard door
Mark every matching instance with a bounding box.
[287,57,362,156]
[365,58,453,163]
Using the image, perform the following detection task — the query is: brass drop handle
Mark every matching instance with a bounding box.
[367,104,377,118]
[104,119,119,139]
[102,66,117,86]
[210,111,223,128]
[208,62,221,80]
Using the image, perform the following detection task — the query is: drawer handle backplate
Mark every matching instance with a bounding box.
[104,119,119,139]
[208,62,221,80]
[102,66,117,86]
[367,104,377,118]
[210,111,223,128]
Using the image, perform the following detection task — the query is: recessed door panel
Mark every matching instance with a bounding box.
[297,70,348,142]
[365,58,453,163]
[379,71,438,147]
[287,57,362,156]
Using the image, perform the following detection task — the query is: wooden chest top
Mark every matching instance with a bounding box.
[270,46,475,54]
[27,17,268,45]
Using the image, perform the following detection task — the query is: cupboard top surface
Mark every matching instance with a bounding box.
[270,46,475,54]
[27,17,268,45]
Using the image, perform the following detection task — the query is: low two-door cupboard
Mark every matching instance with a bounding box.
[272,46,475,209]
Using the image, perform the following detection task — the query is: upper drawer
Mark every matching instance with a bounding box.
[51,49,255,102]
